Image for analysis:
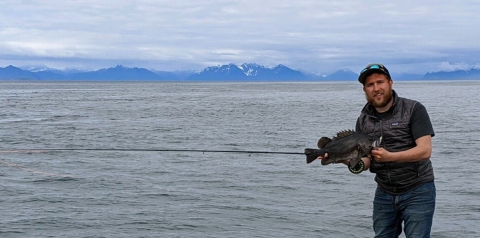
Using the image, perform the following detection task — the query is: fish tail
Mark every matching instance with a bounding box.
[304,148,324,164]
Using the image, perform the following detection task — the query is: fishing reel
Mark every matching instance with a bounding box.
[348,160,365,174]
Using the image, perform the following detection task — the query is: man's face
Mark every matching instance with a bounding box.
[363,73,393,110]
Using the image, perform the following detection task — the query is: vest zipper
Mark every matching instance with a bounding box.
[379,120,392,184]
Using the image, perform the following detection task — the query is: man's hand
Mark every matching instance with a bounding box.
[370,147,393,162]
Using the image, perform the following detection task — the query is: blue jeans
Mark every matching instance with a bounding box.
[373,181,436,238]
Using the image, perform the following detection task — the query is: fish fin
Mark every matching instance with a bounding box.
[333,129,356,140]
[304,148,324,164]
[349,148,364,167]
[349,159,359,168]
[317,137,332,149]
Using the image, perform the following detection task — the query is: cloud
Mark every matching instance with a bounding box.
[436,62,471,72]
[1,0,480,74]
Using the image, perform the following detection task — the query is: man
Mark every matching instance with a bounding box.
[318,63,436,238]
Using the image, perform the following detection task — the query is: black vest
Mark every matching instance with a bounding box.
[357,91,434,194]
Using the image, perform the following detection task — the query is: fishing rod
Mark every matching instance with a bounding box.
[0,148,306,177]
[0,148,305,155]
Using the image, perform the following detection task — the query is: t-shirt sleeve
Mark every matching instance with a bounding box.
[411,102,435,140]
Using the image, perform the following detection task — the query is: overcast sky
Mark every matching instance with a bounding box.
[1,1,480,74]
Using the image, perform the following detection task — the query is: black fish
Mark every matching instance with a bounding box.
[304,130,380,168]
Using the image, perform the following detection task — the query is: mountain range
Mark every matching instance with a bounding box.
[1,64,479,81]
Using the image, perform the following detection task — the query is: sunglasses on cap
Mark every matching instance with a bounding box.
[360,64,387,74]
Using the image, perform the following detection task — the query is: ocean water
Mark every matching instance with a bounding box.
[0,80,479,238]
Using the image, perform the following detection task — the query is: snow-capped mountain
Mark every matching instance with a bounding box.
[187,63,307,81]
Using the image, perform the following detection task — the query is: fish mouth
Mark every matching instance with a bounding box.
[371,136,382,149]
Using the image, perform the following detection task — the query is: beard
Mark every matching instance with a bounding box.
[365,87,393,108]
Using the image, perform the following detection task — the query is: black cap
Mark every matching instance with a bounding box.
[358,63,391,84]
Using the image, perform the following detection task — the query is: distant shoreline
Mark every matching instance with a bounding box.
[2,64,480,81]
[1,79,479,83]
